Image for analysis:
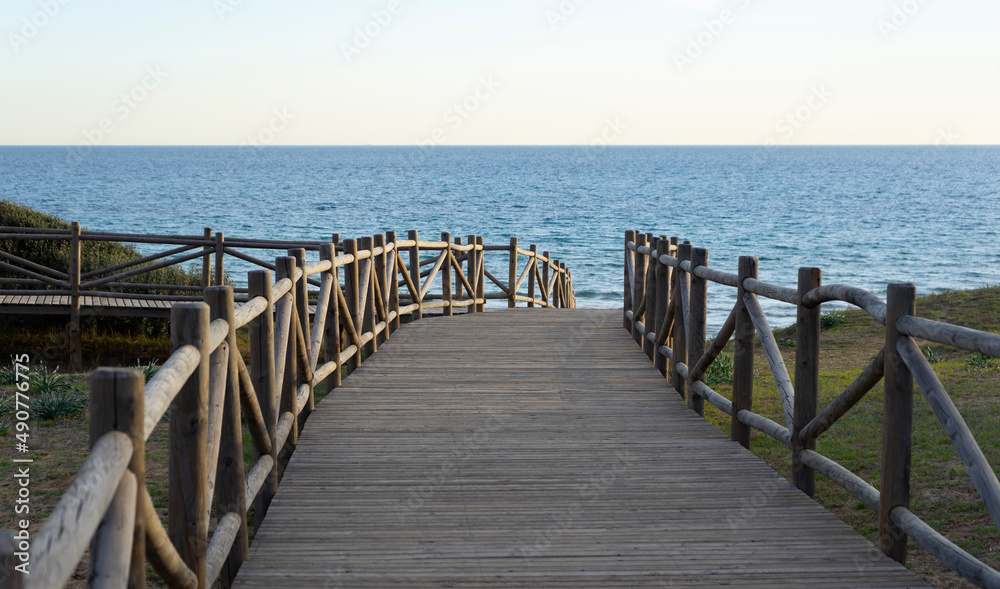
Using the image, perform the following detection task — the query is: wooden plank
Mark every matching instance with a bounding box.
[233,310,926,589]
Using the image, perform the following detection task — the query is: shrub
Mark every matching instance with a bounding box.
[705,355,734,386]
[968,353,995,369]
[0,364,18,385]
[136,359,159,382]
[30,366,72,395]
[921,346,943,364]
[34,391,88,420]
[820,312,847,329]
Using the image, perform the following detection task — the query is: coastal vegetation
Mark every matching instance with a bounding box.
[702,286,1000,588]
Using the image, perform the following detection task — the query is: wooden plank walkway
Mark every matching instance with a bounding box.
[234,309,927,588]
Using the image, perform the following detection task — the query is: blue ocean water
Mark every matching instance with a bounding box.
[1,145,998,331]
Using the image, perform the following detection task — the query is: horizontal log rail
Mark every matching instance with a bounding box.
[623,229,1000,589]
[0,228,574,589]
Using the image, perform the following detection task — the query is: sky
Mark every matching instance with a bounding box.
[1,0,999,146]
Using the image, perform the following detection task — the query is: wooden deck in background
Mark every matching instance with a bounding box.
[233,309,926,588]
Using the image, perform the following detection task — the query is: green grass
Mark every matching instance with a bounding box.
[699,286,1000,587]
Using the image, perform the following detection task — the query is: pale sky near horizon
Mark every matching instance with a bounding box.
[1,0,998,146]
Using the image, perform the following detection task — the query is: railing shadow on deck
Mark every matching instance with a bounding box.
[0,229,575,589]
[623,230,1000,589]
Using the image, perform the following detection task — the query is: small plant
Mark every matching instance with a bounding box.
[968,353,995,369]
[705,355,734,386]
[0,364,20,385]
[778,338,796,348]
[0,418,9,436]
[34,391,88,420]
[30,366,72,396]
[820,312,847,329]
[136,359,159,382]
[0,395,12,416]
[921,346,943,364]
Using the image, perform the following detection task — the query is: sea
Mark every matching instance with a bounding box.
[1,145,998,332]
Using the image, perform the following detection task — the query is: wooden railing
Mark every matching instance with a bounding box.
[0,226,576,370]
[0,230,574,589]
[623,230,1000,589]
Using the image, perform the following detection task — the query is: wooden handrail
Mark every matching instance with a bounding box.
[1,228,576,588]
[623,229,1000,587]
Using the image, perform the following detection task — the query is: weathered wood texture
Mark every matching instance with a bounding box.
[234,310,925,588]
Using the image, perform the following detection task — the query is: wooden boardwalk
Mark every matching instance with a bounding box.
[233,309,926,588]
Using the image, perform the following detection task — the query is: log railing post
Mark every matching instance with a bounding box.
[643,236,658,360]
[248,270,277,533]
[623,231,635,329]
[561,263,568,308]
[202,227,212,288]
[289,248,313,420]
[441,233,453,317]
[508,237,518,308]
[880,282,916,564]
[373,235,388,342]
[632,233,647,343]
[387,232,400,330]
[408,230,422,320]
[359,237,377,358]
[465,235,477,312]
[542,250,551,309]
[344,240,361,371]
[321,243,342,397]
[89,367,145,589]
[731,256,758,449]
[687,247,708,416]
[793,267,822,497]
[671,243,690,402]
[475,236,485,312]
[653,238,670,376]
[528,244,537,308]
[68,221,82,372]
[453,236,464,304]
[276,256,299,451]
[168,302,210,588]
[215,232,225,287]
[205,286,248,586]
[553,260,563,308]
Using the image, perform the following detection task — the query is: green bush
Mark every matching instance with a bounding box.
[30,365,72,395]
[34,391,88,420]
[922,346,943,364]
[820,311,847,329]
[0,364,18,385]
[136,359,159,382]
[705,355,734,386]
[968,353,995,369]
